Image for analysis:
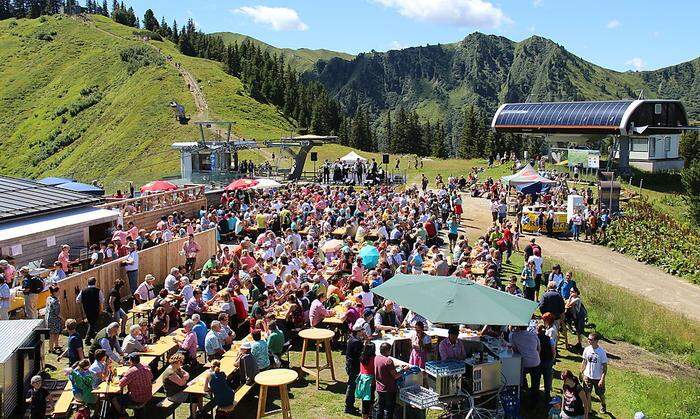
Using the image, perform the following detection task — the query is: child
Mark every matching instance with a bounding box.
[513,225,521,252]
[547,396,562,419]
[26,375,48,419]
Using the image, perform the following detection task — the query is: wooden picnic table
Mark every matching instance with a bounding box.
[184,334,252,396]
[331,227,347,237]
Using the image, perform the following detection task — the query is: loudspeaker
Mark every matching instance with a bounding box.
[382,154,389,164]
[310,152,318,162]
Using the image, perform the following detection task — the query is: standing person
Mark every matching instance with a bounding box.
[528,248,544,300]
[374,342,406,419]
[122,242,139,294]
[345,324,365,414]
[581,332,608,414]
[112,354,153,416]
[0,274,10,320]
[45,285,62,354]
[560,370,588,419]
[355,342,376,419]
[533,324,555,401]
[409,321,431,368]
[58,319,84,366]
[447,215,459,251]
[0,260,16,287]
[571,212,583,242]
[76,277,104,345]
[509,325,540,394]
[521,261,537,301]
[21,266,43,319]
[182,234,201,277]
[108,279,127,337]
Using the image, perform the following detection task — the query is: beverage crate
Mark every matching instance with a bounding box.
[399,385,440,410]
[425,360,466,377]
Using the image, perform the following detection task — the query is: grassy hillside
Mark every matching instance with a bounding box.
[0,15,293,190]
[211,31,354,72]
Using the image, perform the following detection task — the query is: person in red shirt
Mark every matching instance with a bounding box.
[374,342,407,419]
[502,223,513,263]
[112,354,153,415]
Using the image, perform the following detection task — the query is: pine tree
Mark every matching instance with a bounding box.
[384,110,392,152]
[431,122,449,158]
[101,0,108,16]
[391,107,408,154]
[458,106,478,158]
[171,19,178,43]
[143,8,158,31]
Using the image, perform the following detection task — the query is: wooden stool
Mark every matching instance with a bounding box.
[298,328,336,389]
[254,368,298,419]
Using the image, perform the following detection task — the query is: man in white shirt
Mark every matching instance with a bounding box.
[134,274,156,304]
[527,249,544,300]
[581,332,608,414]
[164,267,181,293]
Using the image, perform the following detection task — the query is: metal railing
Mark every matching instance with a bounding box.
[97,185,206,217]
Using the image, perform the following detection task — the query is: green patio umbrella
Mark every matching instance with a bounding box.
[372,274,538,326]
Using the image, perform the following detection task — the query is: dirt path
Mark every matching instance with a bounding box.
[460,194,700,323]
[168,60,208,120]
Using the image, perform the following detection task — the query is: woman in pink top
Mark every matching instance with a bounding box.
[409,321,431,368]
[350,257,364,288]
[179,320,199,364]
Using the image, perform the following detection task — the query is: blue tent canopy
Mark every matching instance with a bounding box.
[38,177,75,186]
[55,181,104,196]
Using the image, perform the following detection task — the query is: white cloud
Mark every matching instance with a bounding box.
[626,57,645,71]
[527,25,536,32]
[389,40,406,50]
[606,19,620,29]
[234,6,309,31]
[532,0,543,7]
[372,0,512,29]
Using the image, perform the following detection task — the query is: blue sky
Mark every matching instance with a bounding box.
[128,0,699,71]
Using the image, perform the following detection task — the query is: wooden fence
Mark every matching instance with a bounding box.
[54,228,217,321]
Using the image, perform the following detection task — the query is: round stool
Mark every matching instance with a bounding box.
[254,368,298,419]
[298,328,336,389]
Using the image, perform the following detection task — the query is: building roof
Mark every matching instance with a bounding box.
[0,319,44,363]
[491,99,688,136]
[0,176,100,224]
[0,206,118,245]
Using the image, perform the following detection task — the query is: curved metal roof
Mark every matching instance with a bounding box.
[491,99,688,136]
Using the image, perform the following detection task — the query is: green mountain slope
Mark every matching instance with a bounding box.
[303,33,700,129]
[0,15,293,190]
[211,31,354,72]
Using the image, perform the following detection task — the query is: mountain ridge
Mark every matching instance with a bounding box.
[302,32,700,130]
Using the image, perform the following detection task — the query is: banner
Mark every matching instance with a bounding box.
[521,211,568,234]
[568,149,600,169]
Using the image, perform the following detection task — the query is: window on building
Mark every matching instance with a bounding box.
[654,103,662,115]
[631,138,649,152]
[665,136,671,152]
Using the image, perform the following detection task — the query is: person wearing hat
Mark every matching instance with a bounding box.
[0,274,10,320]
[21,266,43,319]
[438,326,466,361]
[345,320,366,414]
[547,396,562,419]
[112,353,153,415]
[234,341,259,385]
[122,241,139,293]
[133,274,156,304]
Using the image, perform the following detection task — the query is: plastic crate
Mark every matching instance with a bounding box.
[399,385,440,410]
[425,360,466,377]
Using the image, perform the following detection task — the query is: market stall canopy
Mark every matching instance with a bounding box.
[140,180,179,192]
[339,151,367,162]
[501,164,556,194]
[37,177,75,186]
[55,181,105,196]
[372,274,538,326]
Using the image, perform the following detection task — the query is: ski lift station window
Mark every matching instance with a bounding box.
[655,103,662,114]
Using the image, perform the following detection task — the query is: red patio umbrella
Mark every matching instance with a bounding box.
[140,180,179,192]
[225,178,259,191]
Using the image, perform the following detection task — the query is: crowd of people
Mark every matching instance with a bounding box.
[14,169,614,418]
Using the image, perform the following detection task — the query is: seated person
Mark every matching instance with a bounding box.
[205,321,226,360]
[69,359,96,406]
[203,282,220,302]
[111,354,153,416]
[162,353,199,418]
[122,324,147,355]
[250,329,271,370]
[191,313,208,350]
[88,350,109,388]
[266,321,285,358]
[216,313,235,350]
[234,342,259,385]
[203,360,235,409]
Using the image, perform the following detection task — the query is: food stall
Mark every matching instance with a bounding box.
[372,274,538,417]
[520,204,568,235]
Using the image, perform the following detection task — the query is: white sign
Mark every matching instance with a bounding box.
[588,155,600,169]
[46,235,56,247]
[10,244,22,256]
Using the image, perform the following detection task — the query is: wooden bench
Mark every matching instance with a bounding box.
[154,370,178,417]
[51,381,74,418]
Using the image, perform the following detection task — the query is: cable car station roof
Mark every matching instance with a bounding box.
[491,99,688,136]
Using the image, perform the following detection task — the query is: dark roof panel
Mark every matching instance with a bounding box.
[0,176,100,223]
[494,100,633,129]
